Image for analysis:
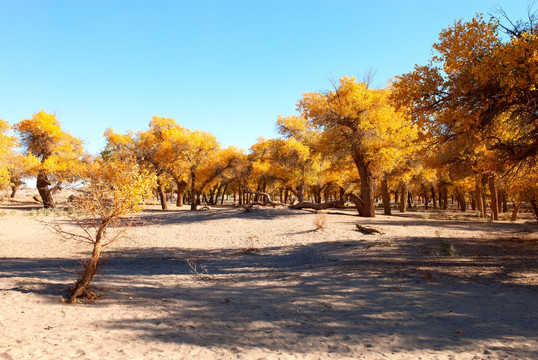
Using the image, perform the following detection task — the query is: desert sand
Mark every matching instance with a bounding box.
[1,190,537,359]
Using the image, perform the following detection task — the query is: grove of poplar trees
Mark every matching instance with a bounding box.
[1,12,536,302]
[1,13,536,222]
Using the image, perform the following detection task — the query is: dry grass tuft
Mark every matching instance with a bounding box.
[313,212,328,230]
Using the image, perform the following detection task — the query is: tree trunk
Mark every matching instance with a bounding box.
[175,179,187,206]
[407,190,413,208]
[296,184,305,203]
[475,175,484,218]
[470,193,476,210]
[488,174,499,220]
[431,185,437,209]
[68,222,107,303]
[511,201,522,221]
[220,184,228,204]
[339,187,345,202]
[457,192,467,212]
[423,185,430,210]
[349,193,365,216]
[381,177,391,215]
[351,143,375,217]
[530,199,538,221]
[10,185,19,198]
[400,182,408,213]
[440,185,448,210]
[36,170,55,209]
[190,171,197,210]
[156,178,168,210]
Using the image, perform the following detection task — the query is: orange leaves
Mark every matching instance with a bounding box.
[433,14,499,74]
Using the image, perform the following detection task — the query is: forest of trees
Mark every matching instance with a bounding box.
[1,14,537,221]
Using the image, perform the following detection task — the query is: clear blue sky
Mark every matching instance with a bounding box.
[0,0,531,154]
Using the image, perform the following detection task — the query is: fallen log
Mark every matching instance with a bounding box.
[290,200,345,210]
[356,223,383,235]
[249,200,286,207]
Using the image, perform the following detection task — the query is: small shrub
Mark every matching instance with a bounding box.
[440,240,459,257]
[499,213,511,221]
[313,212,328,230]
[187,259,213,280]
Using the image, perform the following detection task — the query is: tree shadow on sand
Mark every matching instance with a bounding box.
[1,233,536,356]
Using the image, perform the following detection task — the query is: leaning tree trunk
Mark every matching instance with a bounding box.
[349,193,365,216]
[156,178,168,210]
[68,222,107,303]
[10,185,19,198]
[530,198,538,221]
[351,144,375,217]
[36,170,55,209]
[381,177,391,215]
[511,201,522,221]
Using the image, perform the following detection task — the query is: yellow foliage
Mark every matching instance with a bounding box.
[0,120,18,188]
[77,158,156,220]
[299,76,421,179]
[14,111,85,180]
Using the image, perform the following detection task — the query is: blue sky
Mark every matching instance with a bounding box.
[0,0,532,154]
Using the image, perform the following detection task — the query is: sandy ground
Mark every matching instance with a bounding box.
[0,190,537,359]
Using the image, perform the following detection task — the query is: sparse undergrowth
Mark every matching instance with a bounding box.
[313,212,328,230]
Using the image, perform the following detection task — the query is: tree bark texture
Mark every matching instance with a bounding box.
[399,182,408,213]
[431,185,437,209]
[175,179,187,206]
[511,201,522,221]
[488,174,499,220]
[190,171,197,210]
[351,142,375,217]
[10,185,18,198]
[381,177,391,215]
[475,175,485,218]
[36,170,55,209]
[156,178,168,210]
[530,199,538,221]
[68,222,106,303]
